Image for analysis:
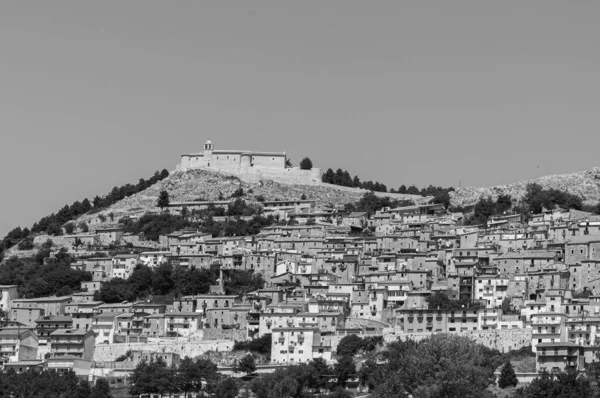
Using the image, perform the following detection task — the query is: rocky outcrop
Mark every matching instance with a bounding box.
[450,167,600,208]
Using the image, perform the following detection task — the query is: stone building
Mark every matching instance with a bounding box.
[178,140,322,185]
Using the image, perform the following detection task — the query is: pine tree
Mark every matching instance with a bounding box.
[300,157,313,170]
[157,190,170,210]
[498,361,518,388]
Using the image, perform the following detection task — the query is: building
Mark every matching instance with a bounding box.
[536,342,584,372]
[49,329,95,360]
[35,315,73,342]
[165,312,201,337]
[0,329,39,364]
[10,296,72,317]
[178,140,322,185]
[271,328,332,365]
[0,285,19,312]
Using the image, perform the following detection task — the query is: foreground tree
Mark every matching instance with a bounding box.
[498,361,518,388]
[235,354,257,376]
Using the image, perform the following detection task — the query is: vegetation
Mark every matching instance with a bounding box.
[466,195,513,226]
[299,157,313,170]
[0,369,111,398]
[234,354,257,376]
[367,334,499,397]
[498,361,518,389]
[94,264,264,304]
[0,169,169,259]
[515,368,596,397]
[427,291,482,310]
[249,357,334,397]
[344,192,413,216]
[130,356,219,397]
[120,199,278,240]
[233,334,272,359]
[0,250,91,298]
[336,334,383,356]
[322,168,387,192]
[157,190,170,210]
[523,183,582,214]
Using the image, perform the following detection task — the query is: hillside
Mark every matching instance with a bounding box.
[450,167,600,208]
[77,169,427,227]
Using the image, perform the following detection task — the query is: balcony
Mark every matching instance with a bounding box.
[278,338,286,344]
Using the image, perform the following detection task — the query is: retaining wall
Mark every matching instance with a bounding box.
[93,340,234,362]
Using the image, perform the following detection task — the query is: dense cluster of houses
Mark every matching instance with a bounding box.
[4,199,600,376]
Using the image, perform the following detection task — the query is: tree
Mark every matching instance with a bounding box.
[498,361,518,389]
[235,354,257,376]
[300,193,307,200]
[64,223,75,234]
[217,378,239,398]
[515,368,595,397]
[334,355,356,387]
[157,190,170,210]
[285,158,293,167]
[74,378,92,398]
[78,222,89,233]
[90,378,112,398]
[337,334,363,356]
[299,157,313,170]
[309,357,331,392]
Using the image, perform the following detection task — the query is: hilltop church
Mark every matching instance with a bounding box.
[177,140,322,186]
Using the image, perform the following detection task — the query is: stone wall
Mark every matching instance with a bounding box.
[323,329,532,354]
[389,329,532,353]
[93,340,234,362]
[202,329,247,341]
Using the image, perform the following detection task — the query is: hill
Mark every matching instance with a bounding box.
[76,169,427,228]
[450,167,600,208]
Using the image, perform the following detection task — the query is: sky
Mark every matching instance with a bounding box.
[1,1,600,236]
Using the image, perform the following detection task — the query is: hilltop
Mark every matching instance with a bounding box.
[76,169,427,228]
[450,167,600,208]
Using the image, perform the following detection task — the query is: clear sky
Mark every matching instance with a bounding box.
[1,1,600,236]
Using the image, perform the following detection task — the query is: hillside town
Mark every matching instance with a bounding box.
[1,142,600,396]
[2,182,600,383]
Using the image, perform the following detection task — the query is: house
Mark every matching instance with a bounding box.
[10,296,72,317]
[35,315,73,342]
[139,251,171,267]
[0,285,19,312]
[65,301,101,332]
[49,329,95,360]
[165,312,201,337]
[10,307,45,328]
[141,314,166,337]
[270,328,331,365]
[0,329,39,364]
[111,254,139,279]
[95,227,124,245]
[536,342,584,372]
[92,312,120,344]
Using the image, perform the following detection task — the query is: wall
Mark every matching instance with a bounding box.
[202,329,247,341]
[323,329,532,354]
[93,340,234,362]
[391,329,532,353]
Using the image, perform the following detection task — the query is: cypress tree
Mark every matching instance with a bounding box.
[498,361,518,388]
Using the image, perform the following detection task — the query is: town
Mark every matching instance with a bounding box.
[1,141,600,397]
